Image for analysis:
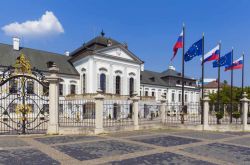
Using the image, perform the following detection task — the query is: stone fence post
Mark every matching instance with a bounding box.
[94,89,104,134]
[203,90,210,130]
[131,92,139,130]
[160,96,167,124]
[46,63,60,134]
[240,92,249,131]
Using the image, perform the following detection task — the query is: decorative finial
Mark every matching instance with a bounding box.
[101,29,105,37]
[243,92,248,98]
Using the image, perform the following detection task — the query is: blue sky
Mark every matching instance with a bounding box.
[0,0,249,86]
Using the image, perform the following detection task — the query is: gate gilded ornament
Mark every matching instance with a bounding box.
[0,53,49,134]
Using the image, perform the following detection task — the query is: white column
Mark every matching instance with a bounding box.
[46,64,60,134]
[240,92,249,131]
[88,58,94,93]
[160,96,167,124]
[124,67,128,95]
[94,89,104,134]
[203,90,210,130]
[109,64,113,93]
[131,92,139,130]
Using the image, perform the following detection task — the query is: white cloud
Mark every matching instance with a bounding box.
[2,11,64,38]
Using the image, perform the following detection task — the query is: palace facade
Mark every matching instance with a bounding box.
[0,33,200,103]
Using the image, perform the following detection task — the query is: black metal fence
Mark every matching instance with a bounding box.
[58,99,95,127]
[208,103,242,125]
[164,102,201,125]
[139,101,161,124]
[103,100,133,127]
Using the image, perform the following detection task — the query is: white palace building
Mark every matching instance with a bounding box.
[0,33,200,103]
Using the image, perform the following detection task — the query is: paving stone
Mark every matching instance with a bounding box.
[223,131,250,136]
[106,152,216,165]
[226,137,250,147]
[173,131,233,140]
[53,140,153,161]
[35,135,104,144]
[183,143,250,164]
[129,135,201,147]
[0,148,59,165]
[0,138,29,148]
[107,130,153,138]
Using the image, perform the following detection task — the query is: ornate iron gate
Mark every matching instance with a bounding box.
[0,53,49,134]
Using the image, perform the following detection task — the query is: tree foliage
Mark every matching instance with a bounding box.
[208,86,247,104]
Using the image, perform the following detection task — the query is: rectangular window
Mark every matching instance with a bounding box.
[178,93,181,102]
[152,92,155,97]
[9,103,17,113]
[9,79,18,94]
[59,104,63,114]
[172,93,175,102]
[145,91,148,96]
[42,104,49,114]
[82,74,86,93]
[59,84,63,96]
[185,94,188,102]
[43,83,49,96]
[27,81,34,94]
[70,84,76,95]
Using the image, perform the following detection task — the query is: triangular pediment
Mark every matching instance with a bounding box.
[95,45,143,64]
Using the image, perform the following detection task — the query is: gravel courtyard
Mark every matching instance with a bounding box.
[0,129,250,165]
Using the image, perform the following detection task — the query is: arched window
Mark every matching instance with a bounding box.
[129,77,134,96]
[115,76,121,95]
[82,74,86,93]
[100,73,106,93]
[70,84,76,94]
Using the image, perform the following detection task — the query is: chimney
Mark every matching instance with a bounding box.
[13,37,20,51]
[65,51,70,56]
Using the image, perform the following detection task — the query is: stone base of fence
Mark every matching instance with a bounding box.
[56,122,250,135]
[57,123,164,135]
[163,124,250,132]
[58,127,95,135]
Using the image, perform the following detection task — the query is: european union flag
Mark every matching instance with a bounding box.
[213,52,232,67]
[184,38,203,62]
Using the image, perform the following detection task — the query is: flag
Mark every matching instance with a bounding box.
[184,38,203,62]
[201,45,220,63]
[213,51,232,67]
[225,56,243,71]
[171,31,183,61]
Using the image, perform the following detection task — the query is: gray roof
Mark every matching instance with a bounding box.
[161,68,192,79]
[0,43,79,76]
[69,36,143,64]
[141,69,197,87]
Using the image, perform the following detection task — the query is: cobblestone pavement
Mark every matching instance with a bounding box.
[0,129,250,164]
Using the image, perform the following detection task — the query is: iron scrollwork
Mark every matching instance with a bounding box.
[0,53,49,134]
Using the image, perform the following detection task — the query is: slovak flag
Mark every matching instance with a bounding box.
[225,56,243,71]
[171,30,183,61]
[201,45,220,63]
